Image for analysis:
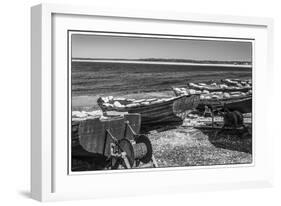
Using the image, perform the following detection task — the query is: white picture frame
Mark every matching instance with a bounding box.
[31,3,274,202]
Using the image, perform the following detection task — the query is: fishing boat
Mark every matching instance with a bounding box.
[172,87,252,114]
[97,94,200,132]
[187,79,252,93]
[197,96,252,113]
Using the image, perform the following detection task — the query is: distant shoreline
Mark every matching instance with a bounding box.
[72,58,252,68]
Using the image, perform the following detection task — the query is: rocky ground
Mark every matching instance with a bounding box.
[72,112,252,171]
[148,114,252,168]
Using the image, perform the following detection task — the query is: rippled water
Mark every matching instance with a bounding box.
[71,61,252,97]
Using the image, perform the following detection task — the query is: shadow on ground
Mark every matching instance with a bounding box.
[201,129,252,154]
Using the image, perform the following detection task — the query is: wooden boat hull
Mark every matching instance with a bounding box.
[198,96,252,113]
[99,95,200,132]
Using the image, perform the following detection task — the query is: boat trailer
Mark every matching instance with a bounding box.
[195,105,251,139]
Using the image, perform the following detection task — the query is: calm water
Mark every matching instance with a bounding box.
[71,61,252,96]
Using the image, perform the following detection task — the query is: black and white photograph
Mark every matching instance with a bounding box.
[70,32,253,172]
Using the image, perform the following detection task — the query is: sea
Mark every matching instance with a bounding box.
[71,61,252,97]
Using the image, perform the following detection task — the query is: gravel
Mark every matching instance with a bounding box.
[148,116,252,168]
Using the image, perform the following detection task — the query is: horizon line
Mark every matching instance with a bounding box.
[72,58,252,68]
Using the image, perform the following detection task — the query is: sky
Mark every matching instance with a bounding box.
[71,34,252,62]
